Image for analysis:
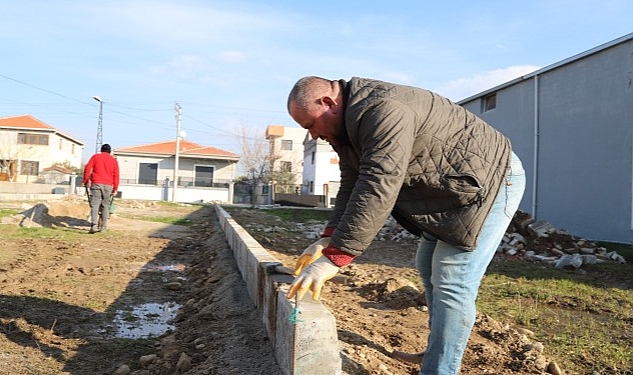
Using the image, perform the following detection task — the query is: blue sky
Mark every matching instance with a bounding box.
[1,1,632,164]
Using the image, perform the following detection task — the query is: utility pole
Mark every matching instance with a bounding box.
[93,96,103,153]
[172,102,182,202]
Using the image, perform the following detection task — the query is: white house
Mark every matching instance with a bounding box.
[0,115,84,183]
[114,140,239,203]
[302,135,340,206]
[265,124,307,193]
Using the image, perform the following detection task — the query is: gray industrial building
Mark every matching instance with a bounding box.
[459,32,633,244]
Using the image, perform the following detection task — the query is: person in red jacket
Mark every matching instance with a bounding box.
[83,144,120,233]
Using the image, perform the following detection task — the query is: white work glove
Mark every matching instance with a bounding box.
[293,237,331,276]
[287,256,340,300]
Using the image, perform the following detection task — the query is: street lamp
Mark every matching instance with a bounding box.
[93,96,103,153]
[172,102,182,202]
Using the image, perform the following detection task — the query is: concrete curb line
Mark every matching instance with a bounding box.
[214,204,342,375]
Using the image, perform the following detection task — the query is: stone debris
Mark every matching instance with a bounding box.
[266,209,627,272]
[248,206,627,272]
[499,211,627,270]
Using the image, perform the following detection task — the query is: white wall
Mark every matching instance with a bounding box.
[302,138,339,195]
[116,154,237,184]
[118,183,231,203]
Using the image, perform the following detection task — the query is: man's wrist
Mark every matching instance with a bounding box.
[322,245,354,267]
[321,226,335,237]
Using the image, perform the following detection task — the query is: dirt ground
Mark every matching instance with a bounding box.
[0,197,557,375]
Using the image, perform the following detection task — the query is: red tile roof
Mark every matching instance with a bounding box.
[0,115,84,145]
[0,114,55,130]
[116,140,239,159]
[43,165,74,174]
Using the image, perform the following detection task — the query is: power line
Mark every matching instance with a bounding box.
[0,73,93,106]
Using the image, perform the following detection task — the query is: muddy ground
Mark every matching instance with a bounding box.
[0,196,562,374]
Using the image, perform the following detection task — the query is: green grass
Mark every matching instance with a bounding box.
[479,258,633,374]
[225,206,331,223]
[139,216,193,226]
[0,224,87,240]
[0,208,19,219]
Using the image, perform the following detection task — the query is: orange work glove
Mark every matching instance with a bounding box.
[293,237,331,275]
[287,256,340,300]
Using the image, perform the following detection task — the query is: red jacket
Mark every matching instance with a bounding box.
[83,152,120,191]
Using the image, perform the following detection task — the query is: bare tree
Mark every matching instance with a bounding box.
[236,125,271,207]
[271,155,303,194]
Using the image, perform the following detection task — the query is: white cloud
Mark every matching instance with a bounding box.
[434,65,541,101]
[219,51,248,63]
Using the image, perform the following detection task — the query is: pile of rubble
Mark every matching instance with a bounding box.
[499,211,626,269]
[247,208,628,271]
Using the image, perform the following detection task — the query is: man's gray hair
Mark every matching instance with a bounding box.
[287,76,333,111]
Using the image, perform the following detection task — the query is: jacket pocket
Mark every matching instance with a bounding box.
[398,173,484,214]
[442,174,484,206]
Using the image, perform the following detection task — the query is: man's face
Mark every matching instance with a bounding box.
[289,99,342,146]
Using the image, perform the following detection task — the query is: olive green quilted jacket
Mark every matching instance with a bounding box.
[328,77,512,254]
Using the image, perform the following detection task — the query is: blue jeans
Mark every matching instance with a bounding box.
[415,152,525,375]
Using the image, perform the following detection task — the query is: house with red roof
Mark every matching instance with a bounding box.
[114,140,240,203]
[0,115,84,183]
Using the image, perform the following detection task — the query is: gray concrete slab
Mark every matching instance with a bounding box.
[214,204,342,375]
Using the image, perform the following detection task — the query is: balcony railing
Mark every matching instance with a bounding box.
[119,177,232,189]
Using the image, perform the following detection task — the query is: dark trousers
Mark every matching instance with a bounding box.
[89,184,113,229]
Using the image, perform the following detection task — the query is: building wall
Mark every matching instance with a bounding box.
[460,37,633,243]
[116,154,237,184]
[0,129,83,183]
[118,182,230,203]
[302,139,339,195]
[267,126,307,186]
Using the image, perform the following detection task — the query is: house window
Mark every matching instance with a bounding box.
[309,181,314,193]
[18,133,49,145]
[20,160,39,176]
[482,93,497,112]
[72,144,75,154]
[194,166,214,187]
[281,139,293,151]
[59,139,63,150]
[280,161,292,172]
[138,163,158,185]
[311,151,315,164]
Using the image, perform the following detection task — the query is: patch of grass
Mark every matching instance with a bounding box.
[155,201,203,209]
[142,216,193,226]
[479,258,633,373]
[0,208,19,219]
[155,201,185,208]
[226,206,331,223]
[0,224,86,240]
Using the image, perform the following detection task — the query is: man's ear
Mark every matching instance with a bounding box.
[322,96,341,112]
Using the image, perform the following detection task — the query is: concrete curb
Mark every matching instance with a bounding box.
[214,204,342,375]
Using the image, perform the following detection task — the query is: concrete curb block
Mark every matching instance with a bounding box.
[214,204,342,375]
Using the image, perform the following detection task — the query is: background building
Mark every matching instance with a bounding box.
[459,32,633,244]
[265,124,307,194]
[0,115,84,183]
[302,136,340,207]
[115,140,239,203]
